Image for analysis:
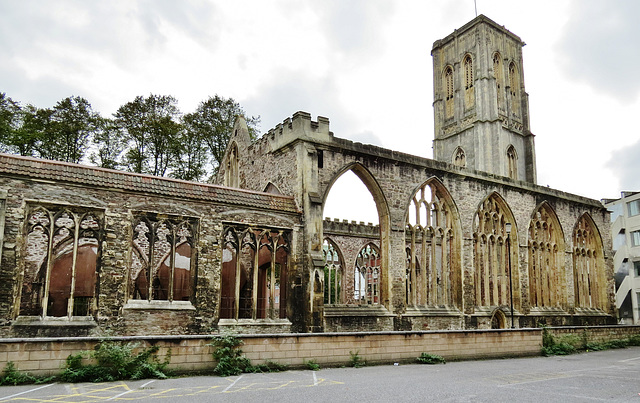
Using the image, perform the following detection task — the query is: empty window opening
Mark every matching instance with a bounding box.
[323,170,379,225]
[323,239,343,304]
[21,205,103,318]
[355,244,381,305]
[528,204,564,308]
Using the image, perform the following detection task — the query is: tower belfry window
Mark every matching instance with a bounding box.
[444,66,454,119]
[507,145,517,180]
[493,53,504,112]
[463,55,475,108]
[509,62,520,116]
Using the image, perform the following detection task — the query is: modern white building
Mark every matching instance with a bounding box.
[604,192,640,324]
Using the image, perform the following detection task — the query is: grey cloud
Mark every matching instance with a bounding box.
[316,0,395,64]
[556,0,640,102]
[349,130,383,147]
[242,70,358,139]
[607,139,640,191]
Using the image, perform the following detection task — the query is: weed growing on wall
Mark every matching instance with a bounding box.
[305,359,320,371]
[60,341,172,383]
[349,350,364,368]
[542,327,640,356]
[416,353,446,364]
[209,334,288,376]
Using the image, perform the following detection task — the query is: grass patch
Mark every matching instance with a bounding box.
[349,350,364,368]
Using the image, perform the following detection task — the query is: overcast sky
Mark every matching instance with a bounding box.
[2,0,639,222]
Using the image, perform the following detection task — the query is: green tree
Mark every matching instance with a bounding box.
[0,93,20,152]
[90,117,126,169]
[115,95,182,176]
[170,122,208,181]
[182,95,259,175]
[39,96,99,163]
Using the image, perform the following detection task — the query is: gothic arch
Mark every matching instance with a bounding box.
[322,162,391,307]
[508,61,520,116]
[528,202,566,309]
[404,177,463,309]
[354,243,381,305]
[572,213,606,310]
[263,182,282,195]
[322,238,344,304]
[472,192,520,311]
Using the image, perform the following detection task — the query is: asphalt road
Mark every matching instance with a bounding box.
[1,347,639,402]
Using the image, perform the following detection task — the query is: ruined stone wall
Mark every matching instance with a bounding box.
[0,156,302,338]
[229,112,615,331]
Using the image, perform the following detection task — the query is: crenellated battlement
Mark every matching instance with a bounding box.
[264,111,333,150]
[323,217,380,238]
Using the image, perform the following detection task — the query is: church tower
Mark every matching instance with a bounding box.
[432,15,536,183]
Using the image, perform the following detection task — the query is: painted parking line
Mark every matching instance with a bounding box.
[0,383,56,401]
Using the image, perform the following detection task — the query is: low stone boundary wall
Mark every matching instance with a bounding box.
[1,325,639,376]
[546,325,640,344]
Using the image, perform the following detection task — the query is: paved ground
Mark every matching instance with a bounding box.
[1,347,640,402]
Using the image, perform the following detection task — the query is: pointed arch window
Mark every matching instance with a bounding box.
[354,244,381,305]
[507,145,517,180]
[453,147,466,168]
[406,180,460,308]
[473,194,518,308]
[463,55,475,109]
[220,225,290,319]
[528,203,565,308]
[493,53,504,112]
[444,66,454,119]
[573,215,605,310]
[129,214,197,302]
[21,204,103,317]
[509,62,520,116]
[323,239,343,304]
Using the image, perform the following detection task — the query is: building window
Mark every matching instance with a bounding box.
[354,244,381,305]
[528,203,565,308]
[628,200,640,217]
[444,66,454,119]
[323,239,343,304]
[220,226,290,320]
[129,214,197,302]
[631,230,640,247]
[473,193,518,308]
[453,147,466,168]
[463,55,475,109]
[507,145,517,179]
[21,204,103,317]
[509,62,520,116]
[493,52,504,113]
[634,261,640,277]
[406,179,460,308]
[573,214,605,309]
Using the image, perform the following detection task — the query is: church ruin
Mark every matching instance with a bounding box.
[0,15,615,338]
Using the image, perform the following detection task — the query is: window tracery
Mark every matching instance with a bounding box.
[406,180,459,307]
[453,147,466,168]
[129,214,197,302]
[323,239,342,304]
[573,214,605,309]
[444,66,454,119]
[21,204,103,317]
[354,244,381,305]
[220,225,290,319]
[463,55,475,109]
[473,194,518,307]
[528,203,565,308]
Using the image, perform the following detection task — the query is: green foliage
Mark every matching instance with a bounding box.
[60,341,171,383]
[248,360,289,373]
[0,362,54,386]
[349,350,364,368]
[209,334,252,376]
[305,359,320,371]
[416,353,446,365]
[541,327,640,356]
[541,327,578,356]
[627,335,640,346]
